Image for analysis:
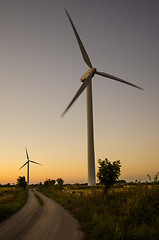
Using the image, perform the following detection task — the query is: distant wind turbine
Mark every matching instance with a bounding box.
[62,9,143,186]
[19,148,41,185]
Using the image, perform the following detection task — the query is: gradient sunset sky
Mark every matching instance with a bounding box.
[0,0,159,184]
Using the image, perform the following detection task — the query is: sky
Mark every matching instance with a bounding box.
[0,0,159,184]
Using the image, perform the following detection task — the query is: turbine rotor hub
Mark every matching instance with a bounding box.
[80,68,96,82]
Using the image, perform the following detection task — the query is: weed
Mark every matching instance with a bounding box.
[33,190,43,206]
[0,187,27,222]
[38,184,159,240]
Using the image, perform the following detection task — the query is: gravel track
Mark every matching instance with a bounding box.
[0,189,84,240]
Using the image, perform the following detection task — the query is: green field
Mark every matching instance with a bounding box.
[38,184,159,240]
[0,187,27,222]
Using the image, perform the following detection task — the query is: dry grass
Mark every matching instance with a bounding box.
[38,183,159,240]
[0,187,27,222]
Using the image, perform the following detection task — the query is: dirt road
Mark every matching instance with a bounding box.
[0,189,84,240]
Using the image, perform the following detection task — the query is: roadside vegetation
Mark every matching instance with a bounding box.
[0,177,28,222]
[1,162,159,239]
[38,182,159,240]
[38,163,159,240]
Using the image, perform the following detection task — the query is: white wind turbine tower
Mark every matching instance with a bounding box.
[19,148,41,185]
[62,9,143,186]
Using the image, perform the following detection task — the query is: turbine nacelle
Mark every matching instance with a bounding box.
[62,10,143,118]
[81,68,96,82]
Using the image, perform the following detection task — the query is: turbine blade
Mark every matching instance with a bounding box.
[96,71,143,90]
[61,72,94,117]
[19,161,29,170]
[30,160,42,166]
[65,9,92,68]
[25,147,29,160]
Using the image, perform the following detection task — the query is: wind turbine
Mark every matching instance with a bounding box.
[19,148,41,185]
[62,9,143,186]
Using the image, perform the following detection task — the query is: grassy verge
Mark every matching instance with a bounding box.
[38,184,159,240]
[0,187,27,222]
[33,190,43,206]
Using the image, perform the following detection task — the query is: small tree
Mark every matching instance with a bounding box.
[44,179,56,187]
[147,172,159,184]
[97,158,121,193]
[17,176,27,189]
[56,178,64,186]
[50,179,56,185]
[44,179,49,186]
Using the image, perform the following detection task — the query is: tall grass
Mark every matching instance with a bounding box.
[38,184,159,240]
[0,187,27,222]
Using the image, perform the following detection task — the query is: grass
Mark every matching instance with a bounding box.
[0,187,28,222]
[32,190,43,206]
[38,184,159,240]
